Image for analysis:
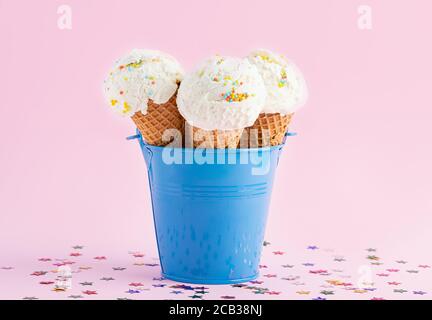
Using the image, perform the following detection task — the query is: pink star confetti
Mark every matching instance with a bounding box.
[273,251,285,255]
[31,271,48,276]
[94,256,107,260]
[82,290,97,295]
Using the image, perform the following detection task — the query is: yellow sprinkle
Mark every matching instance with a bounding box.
[126,60,144,68]
[278,69,288,88]
[122,102,131,114]
[111,99,118,106]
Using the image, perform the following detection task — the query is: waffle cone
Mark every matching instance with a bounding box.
[131,95,184,147]
[185,122,243,149]
[246,113,293,147]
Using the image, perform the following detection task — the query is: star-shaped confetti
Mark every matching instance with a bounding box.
[52,286,67,292]
[38,258,52,262]
[309,269,328,274]
[171,284,195,290]
[129,282,144,287]
[0,266,14,270]
[353,289,367,294]
[263,274,276,278]
[413,291,427,295]
[82,290,97,295]
[394,289,408,293]
[70,252,82,257]
[266,291,281,295]
[79,266,92,270]
[296,291,310,295]
[367,255,380,261]
[194,286,209,290]
[31,271,48,276]
[132,253,145,258]
[94,256,107,260]
[126,289,140,294]
[144,263,159,267]
[8,243,432,301]
[320,290,334,295]
[195,290,209,294]
[100,277,115,281]
[273,251,285,255]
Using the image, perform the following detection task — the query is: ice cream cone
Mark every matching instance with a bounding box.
[131,95,184,146]
[246,113,293,147]
[185,122,242,149]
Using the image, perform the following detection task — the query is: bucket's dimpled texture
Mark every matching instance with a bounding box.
[139,139,281,284]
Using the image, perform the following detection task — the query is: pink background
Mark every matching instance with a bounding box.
[1,0,432,288]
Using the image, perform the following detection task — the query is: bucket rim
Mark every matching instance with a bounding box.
[141,142,283,153]
[128,130,295,153]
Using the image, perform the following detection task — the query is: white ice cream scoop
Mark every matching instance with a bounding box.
[103,49,184,117]
[247,49,308,115]
[176,56,267,131]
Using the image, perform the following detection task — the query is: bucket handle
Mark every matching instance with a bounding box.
[276,131,296,165]
[126,134,141,141]
[282,131,297,145]
[126,132,154,171]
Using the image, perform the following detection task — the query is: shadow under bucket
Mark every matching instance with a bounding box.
[130,131,292,284]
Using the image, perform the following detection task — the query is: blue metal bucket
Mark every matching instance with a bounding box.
[130,132,291,284]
